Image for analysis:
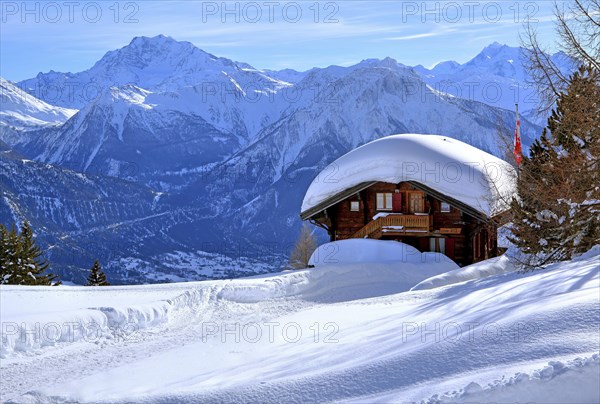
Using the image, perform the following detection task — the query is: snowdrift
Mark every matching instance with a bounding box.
[412,254,513,290]
[0,284,213,357]
[431,355,600,403]
[308,238,456,266]
[349,354,600,404]
[305,239,458,301]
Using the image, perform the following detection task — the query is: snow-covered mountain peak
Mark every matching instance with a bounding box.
[356,56,408,71]
[100,35,199,66]
[431,60,460,74]
[0,76,77,131]
[296,57,416,91]
[465,43,522,71]
[91,35,245,82]
[483,41,505,50]
[19,35,286,109]
[129,34,176,47]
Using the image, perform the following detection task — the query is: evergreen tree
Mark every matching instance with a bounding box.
[509,65,600,267]
[86,260,110,286]
[19,222,60,285]
[0,224,15,283]
[289,224,317,270]
[0,222,60,285]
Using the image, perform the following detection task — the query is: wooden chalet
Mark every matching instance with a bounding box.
[300,134,516,266]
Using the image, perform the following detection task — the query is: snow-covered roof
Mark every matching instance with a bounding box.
[301,134,517,219]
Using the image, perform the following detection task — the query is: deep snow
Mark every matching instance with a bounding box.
[0,245,598,403]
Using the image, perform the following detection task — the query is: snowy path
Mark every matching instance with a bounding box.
[0,280,314,402]
[1,296,312,402]
[1,250,599,403]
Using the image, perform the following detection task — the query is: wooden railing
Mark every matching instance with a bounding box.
[352,214,430,239]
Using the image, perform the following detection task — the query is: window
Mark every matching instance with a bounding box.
[429,237,446,254]
[441,202,451,212]
[376,193,393,210]
[408,192,424,213]
[350,201,360,212]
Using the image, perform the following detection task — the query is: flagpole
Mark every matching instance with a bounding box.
[514,103,522,167]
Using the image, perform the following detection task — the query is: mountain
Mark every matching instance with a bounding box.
[0,77,76,128]
[0,148,158,282]
[18,84,243,178]
[0,77,77,146]
[413,42,575,123]
[19,35,263,108]
[2,36,546,284]
[18,35,292,141]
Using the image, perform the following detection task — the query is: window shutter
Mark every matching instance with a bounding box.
[392,193,402,212]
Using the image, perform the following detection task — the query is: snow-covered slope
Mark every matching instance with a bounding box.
[1,246,598,403]
[412,254,513,290]
[262,67,312,84]
[0,77,76,128]
[0,77,77,146]
[20,84,242,177]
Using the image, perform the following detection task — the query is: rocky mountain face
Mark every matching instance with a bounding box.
[21,85,242,178]
[1,36,549,284]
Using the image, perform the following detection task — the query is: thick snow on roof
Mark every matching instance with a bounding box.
[301,134,517,217]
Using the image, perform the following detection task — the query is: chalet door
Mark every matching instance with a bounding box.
[429,237,445,254]
[392,193,402,213]
[445,238,455,259]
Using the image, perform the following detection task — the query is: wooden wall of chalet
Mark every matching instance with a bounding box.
[324,181,497,266]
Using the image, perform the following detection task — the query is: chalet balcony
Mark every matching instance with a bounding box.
[352,213,431,239]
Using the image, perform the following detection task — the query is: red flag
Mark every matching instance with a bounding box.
[514,104,522,166]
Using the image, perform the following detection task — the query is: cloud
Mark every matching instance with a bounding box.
[384,32,445,41]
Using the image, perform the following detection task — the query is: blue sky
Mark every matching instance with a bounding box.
[1,1,561,81]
